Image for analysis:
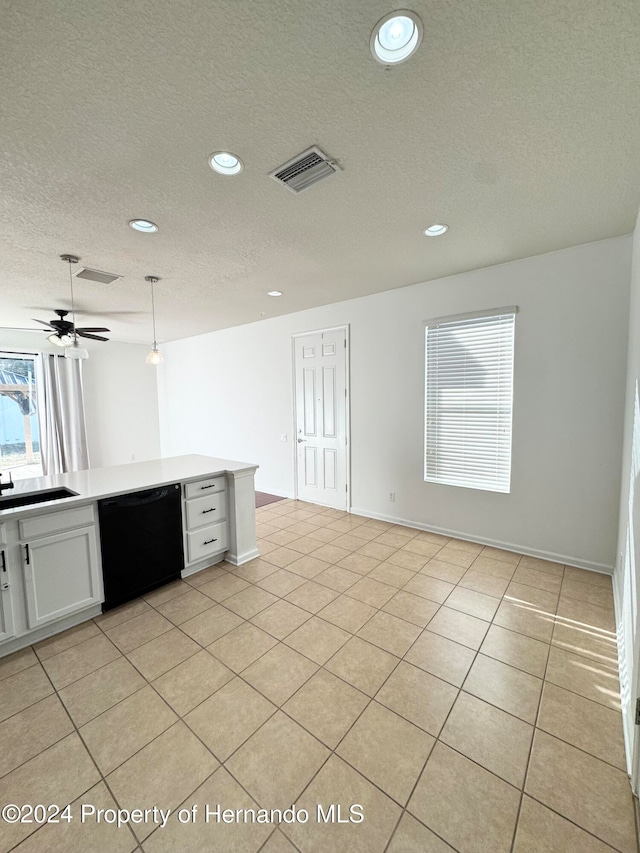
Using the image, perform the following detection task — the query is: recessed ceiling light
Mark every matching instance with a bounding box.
[424,224,449,236]
[267,290,283,297]
[129,219,158,233]
[209,151,243,175]
[371,11,423,65]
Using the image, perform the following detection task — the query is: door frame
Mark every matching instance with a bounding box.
[291,325,351,510]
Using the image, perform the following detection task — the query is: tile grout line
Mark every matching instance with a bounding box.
[507,559,561,852]
[5,565,617,743]
[1,547,620,780]
[386,558,528,853]
[0,500,623,852]
[5,655,141,853]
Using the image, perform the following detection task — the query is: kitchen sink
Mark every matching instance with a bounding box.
[0,487,79,510]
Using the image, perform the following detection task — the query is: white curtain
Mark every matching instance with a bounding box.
[36,354,90,475]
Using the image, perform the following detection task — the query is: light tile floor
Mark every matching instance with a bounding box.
[0,500,637,852]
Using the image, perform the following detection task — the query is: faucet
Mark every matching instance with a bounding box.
[0,472,15,495]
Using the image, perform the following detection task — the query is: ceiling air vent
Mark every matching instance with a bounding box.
[74,267,121,285]
[269,145,341,194]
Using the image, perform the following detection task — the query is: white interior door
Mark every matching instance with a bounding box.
[293,328,348,509]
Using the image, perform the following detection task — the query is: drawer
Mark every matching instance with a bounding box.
[186,521,228,563]
[186,492,227,530]
[184,476,225,500]
[19,504,95,540]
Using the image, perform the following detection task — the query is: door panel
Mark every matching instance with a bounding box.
[23,526,100,628]
[303,368,316,435]
[323,367,336,436]
[294,328,348,508]
[304,446,317,487]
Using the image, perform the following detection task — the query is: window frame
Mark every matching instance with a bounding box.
[0,350,43,477]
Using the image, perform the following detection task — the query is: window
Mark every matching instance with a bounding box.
[0,353,42,479]
[424,307,516,493]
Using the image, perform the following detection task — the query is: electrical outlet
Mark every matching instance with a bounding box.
[280,434,287,442]
[130,453,136,462]
[389,492,395,502]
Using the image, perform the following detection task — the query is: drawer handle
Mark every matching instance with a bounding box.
[203,538,218,545]
[200,484,216,490]
[202,508,216,514]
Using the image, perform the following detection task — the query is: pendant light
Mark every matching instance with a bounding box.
[145,276,164,365]
[61,254,89,360]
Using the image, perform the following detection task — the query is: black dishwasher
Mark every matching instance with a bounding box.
[98,484,184,611]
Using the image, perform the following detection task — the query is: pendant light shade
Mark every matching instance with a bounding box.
[146,346,164,365]
[65,341,89,360]
[60,254,89,360]
[145,276,164,365]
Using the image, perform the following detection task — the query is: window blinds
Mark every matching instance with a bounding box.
[424,308,516,493]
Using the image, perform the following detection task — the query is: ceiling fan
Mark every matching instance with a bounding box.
[31,309,110,347]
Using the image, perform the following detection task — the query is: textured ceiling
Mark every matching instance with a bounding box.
[0,0,639,344]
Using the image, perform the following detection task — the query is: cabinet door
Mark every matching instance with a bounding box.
[23,526,101,629]
[0,549,15,642]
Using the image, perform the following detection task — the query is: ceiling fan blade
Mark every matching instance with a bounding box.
[98,311,147,316]
[76,327,110,333]
[77,332,109,342]
[31,319,55,329]
[0,326,45,332]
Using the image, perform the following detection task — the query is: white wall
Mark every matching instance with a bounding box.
[615,212,640,780]
[158,236,631,571]
[82,342,161,467]
[0,331,160,469]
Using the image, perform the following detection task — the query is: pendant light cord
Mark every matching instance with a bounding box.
[150,278,158,347]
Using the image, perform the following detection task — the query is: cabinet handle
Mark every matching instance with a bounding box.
[24,544,30,565]
[200,484,216,490]
[202,508,216,514]
[0,550,6,573]
[203,538,218,545]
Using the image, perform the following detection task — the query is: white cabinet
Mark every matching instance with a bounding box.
[183,476,229,570]
[0,504,102,651]
[22,525,100,629]
[0,546,15,643]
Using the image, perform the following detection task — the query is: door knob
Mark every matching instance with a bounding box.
[297,438,306,443]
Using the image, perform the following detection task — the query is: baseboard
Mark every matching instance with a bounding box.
[349,506,614,575]
[226,546,261,566]
[255,487,294,500]
[0,604,103,659]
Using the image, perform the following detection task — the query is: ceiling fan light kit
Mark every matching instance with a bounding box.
[47,332,73,347]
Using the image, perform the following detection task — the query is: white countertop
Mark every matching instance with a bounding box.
[0,454,259,519]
